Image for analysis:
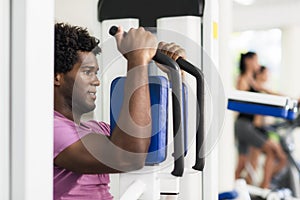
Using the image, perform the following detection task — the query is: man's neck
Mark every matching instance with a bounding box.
[54,106,81,125]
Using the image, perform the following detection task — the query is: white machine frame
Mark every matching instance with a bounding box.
[97,0,221,199]
[0,0,54,199]
[0,0,10,199]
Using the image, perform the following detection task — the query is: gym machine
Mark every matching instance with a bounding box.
[96,0,223,199]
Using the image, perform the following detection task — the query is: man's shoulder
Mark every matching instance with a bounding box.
[84,120,111,136]
[54,111,75,128]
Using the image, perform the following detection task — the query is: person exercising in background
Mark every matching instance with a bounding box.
[234,52,286,189]
[54,23,186,200]
[246,66,287,186]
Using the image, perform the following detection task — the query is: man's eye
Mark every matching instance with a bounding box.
[83,70,91,75]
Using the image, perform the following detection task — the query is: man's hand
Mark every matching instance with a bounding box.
[158,42,186,60]
[156,42,186,75]
[114,26,157,67]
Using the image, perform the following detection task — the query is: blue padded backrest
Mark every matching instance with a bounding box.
[110,76,169,165]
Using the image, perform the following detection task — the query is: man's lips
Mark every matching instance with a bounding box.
[88,91,96,99]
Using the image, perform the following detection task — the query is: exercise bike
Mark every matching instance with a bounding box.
[260,115,300,198]
[221,91,300,200]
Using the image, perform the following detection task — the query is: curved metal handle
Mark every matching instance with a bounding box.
[109,26,185,177]
[176,57,205,171]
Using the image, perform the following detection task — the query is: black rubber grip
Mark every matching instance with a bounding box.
[109,25,185,177]
[109,25,119,36]
[176,57,205,171]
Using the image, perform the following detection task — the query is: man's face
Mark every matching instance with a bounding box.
[62,51,100,114]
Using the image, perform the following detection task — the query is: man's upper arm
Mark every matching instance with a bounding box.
[54,133,121,174]
[54,118,122,174]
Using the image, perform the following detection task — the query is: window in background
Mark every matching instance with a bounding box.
[229,29,282,91]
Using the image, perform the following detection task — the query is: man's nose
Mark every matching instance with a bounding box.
[92,75,100,86]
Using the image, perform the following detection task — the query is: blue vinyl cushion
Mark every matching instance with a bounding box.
[110,76,169,165]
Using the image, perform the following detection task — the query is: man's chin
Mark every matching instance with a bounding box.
[73,104,96,116]
[85,104,96,113]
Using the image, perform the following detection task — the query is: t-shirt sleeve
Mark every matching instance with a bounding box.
[97,121,111,136]
[54,122,81,159]
[84,120,111,136]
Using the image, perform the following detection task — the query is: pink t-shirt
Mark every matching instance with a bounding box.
[54,111,113,200]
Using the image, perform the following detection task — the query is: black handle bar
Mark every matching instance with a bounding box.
[109,26,185,177]
[176,58,205,171]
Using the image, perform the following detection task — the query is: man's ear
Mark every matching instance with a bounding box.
[54,73,63,86]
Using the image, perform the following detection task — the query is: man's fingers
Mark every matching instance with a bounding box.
[158,41,166,50]
[158,42,186,60]
[174,49,186,60]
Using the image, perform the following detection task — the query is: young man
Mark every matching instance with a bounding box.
[54,23,185,199]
